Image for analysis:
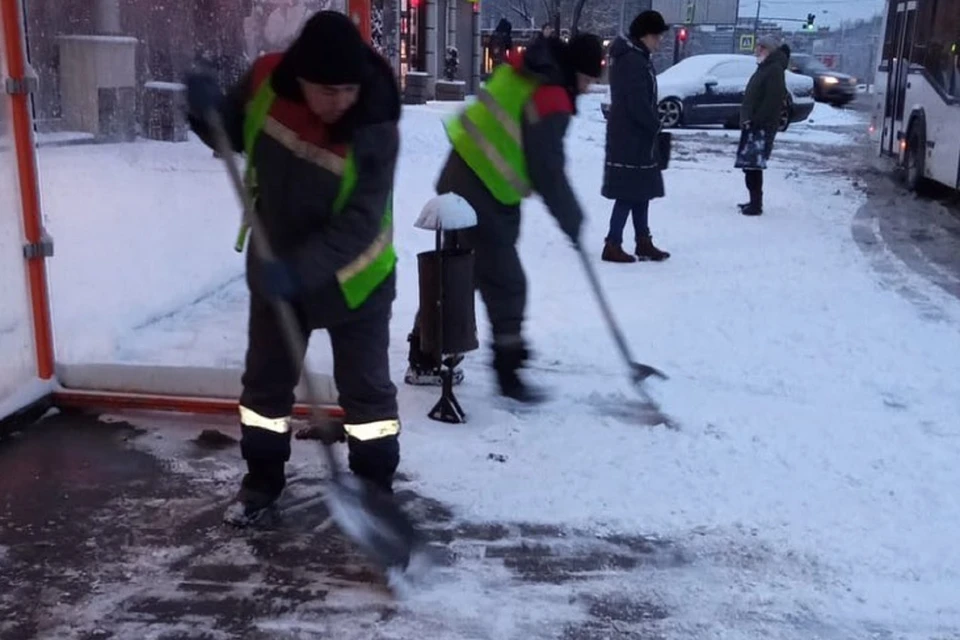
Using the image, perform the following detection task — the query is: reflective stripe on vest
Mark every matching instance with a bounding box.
[444,64,538,205]
[238,74,397,310]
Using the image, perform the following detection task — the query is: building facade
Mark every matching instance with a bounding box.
[22,0,476,140]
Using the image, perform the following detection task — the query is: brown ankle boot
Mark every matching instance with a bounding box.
[602,242,637,263]
[636,235,670,261]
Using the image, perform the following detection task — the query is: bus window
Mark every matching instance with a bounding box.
[914,0,960,99]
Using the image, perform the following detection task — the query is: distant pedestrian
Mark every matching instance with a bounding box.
[735,34,788,216]
[601,10,671,263]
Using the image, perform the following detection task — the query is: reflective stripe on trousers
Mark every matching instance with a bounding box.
[344,419,401,441]
[239,405,291,434]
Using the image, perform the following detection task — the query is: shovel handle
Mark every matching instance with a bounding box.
[576,245,667,383]
[576,244,637,369]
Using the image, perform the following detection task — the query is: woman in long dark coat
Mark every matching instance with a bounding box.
[601,11,671,263]
[735,35,788,216]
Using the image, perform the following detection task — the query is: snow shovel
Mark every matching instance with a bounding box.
[576,244,668,388]
[201,106,421,574]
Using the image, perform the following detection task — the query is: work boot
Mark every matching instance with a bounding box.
[404,362,465,386]
[492,343,547,404]
[635,235,671,261]
[223,459,286,527]
[403,332,464,386]
[348,435,400,495]
[601,242,637,263]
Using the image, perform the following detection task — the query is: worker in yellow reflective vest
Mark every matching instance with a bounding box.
[185,11,402,526]
[405,33,605,403]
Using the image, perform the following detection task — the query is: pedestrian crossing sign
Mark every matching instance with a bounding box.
[739,34,755,51]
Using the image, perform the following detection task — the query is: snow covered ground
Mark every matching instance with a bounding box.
[14,94,960,637]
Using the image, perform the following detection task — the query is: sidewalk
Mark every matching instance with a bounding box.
[0,411,684,640]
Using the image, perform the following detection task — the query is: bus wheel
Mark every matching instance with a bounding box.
[904,125,925,192]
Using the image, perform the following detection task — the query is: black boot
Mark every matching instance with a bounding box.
[635,235,671,261]
[492,343,547,404]
[742,171,763,216]
[403,331,464,386]
[223,458,287,527]
[741,195,763,216]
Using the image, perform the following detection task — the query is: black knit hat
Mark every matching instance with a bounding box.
[629,10,669,39]
[566,32,604,78]
[282,10,368,85]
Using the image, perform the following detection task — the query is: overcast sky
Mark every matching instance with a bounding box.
[738,0,886,28]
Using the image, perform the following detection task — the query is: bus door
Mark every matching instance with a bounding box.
[883,0,918,156]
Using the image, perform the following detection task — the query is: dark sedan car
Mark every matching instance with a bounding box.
[787,54,857,106]
[600,54,816,132]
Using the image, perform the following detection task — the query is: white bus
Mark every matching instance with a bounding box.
[871,0,960,192]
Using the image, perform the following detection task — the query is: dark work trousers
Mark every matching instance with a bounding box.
[239,291,400,490]
[438,153,526,344]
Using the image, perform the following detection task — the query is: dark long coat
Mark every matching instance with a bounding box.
[601,36,665,203]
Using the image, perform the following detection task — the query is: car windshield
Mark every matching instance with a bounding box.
[797,57,829,73]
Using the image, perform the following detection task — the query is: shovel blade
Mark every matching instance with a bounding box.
[323,474,422,571]
[631,362,668,384]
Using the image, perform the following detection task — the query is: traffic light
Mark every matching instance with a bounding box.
[678,27,688,43]
[803,13,815,30]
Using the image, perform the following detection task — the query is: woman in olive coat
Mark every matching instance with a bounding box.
[735,35,788,216]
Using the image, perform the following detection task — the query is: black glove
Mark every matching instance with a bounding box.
[258,259,300,301]
[184,72,221,119]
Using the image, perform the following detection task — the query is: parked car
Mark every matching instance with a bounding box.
[786,53,857,106]
[600,54,815,132]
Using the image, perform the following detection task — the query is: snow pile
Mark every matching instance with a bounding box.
[806,101,866,127]
[36,139,244,363]
[0,121,38,412]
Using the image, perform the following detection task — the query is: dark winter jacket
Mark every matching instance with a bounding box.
[188,46,401,329]
[602,36,665,203]
[740,48,788,132]
[441,36,585,243]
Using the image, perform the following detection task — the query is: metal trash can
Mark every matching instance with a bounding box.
[413,193,479,424]
[417,247,479,358]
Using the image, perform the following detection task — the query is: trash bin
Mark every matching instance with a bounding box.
[417,247,479,358]
[413,193,479,424]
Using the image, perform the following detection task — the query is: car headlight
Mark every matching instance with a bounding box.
[822,76,839,85]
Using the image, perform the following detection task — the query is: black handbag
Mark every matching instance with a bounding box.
[656,130,672,170]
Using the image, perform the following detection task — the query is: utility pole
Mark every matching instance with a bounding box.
[753,0,761,40]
